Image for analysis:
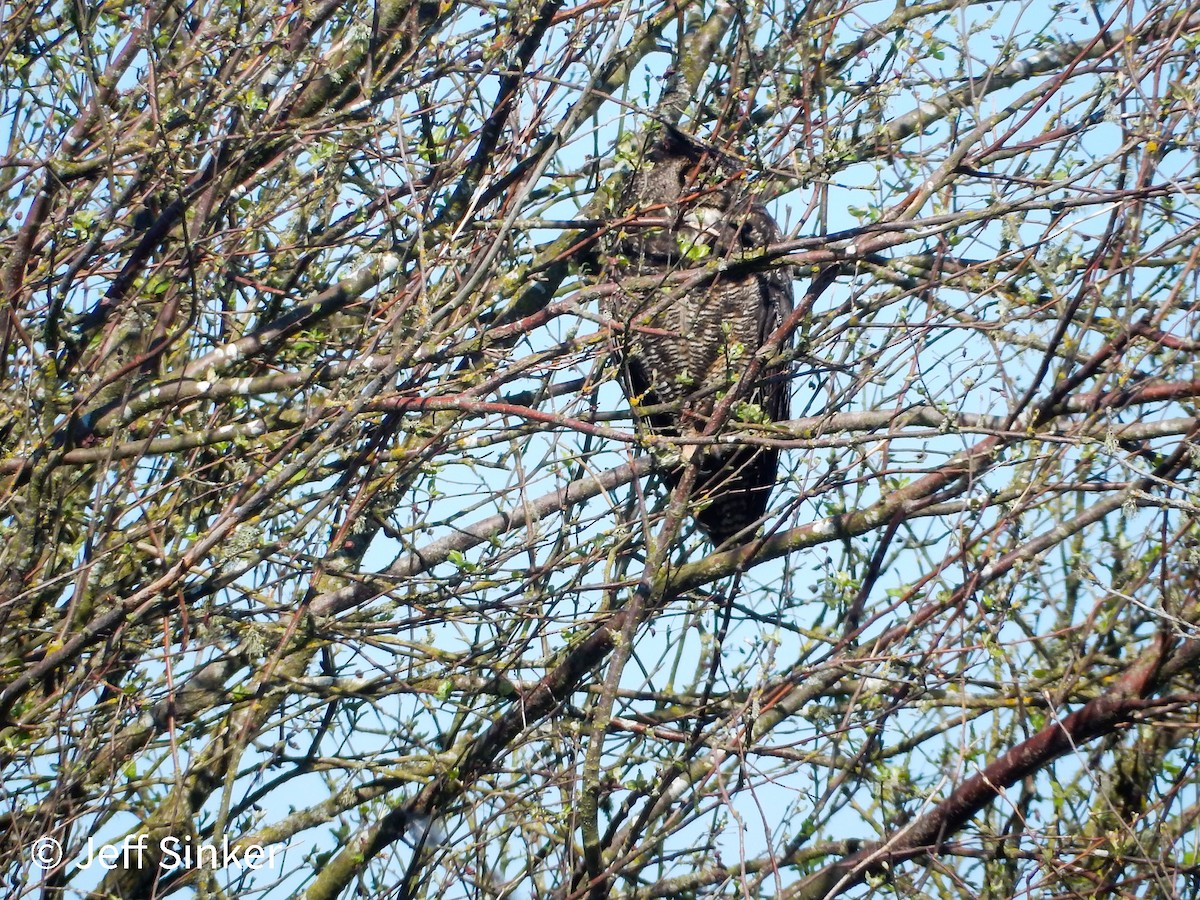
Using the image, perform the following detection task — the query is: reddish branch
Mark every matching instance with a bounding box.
[789,631,1200,900]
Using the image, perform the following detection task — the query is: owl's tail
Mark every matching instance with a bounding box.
[667,444,781,546]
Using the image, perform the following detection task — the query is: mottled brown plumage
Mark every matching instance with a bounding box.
[604,128,793,545]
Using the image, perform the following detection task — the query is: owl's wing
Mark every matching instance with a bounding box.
[739,203,794,421]
[685,203,795,545]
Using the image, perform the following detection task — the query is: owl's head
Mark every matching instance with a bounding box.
[615,128,739,263]
[632,126,714,206]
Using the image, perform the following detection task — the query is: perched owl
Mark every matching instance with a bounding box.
[604,128,794,545]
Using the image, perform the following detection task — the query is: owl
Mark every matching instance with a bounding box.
[603,128,794,545]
